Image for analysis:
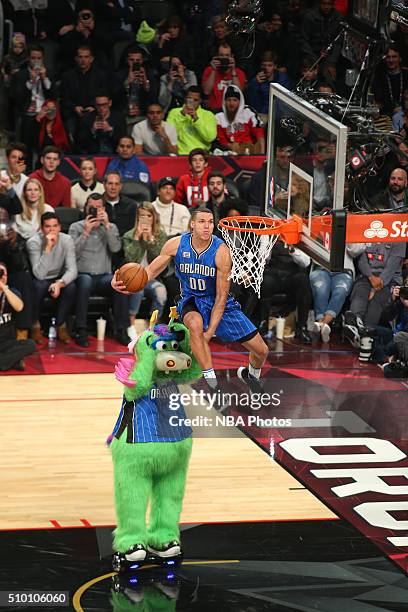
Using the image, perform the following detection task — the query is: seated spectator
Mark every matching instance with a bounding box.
[202,42,246,111]
[377,284,408,375]
[58,8,108,70]
[9,44,56,158]
[13,178,54,241]
[393,89,408,132]
[297,56,320,91]
[167,87,217,155]
[0,172,23,220]
[0,209,34,340]
[0,261,35,372]
[132,103,178,156]
[30,146,72,208]
[36,100,70,154]
[5,142,28,198]
[206,171,237,227]
[156,15,193,70]
[68,194,130,346]
[205,15,238,68]
[123,203,167,328]
[300,0,342,84]
[245,241,312,343]
[246,52,292,121]
[151,177,190,307]
[373,45,408,117]
[254,9,300,77]
[77,92,127,154]
[113,44,158,126]
[158,55,197,114]
[310,244,365,343]
[3,2,47,39]
[106,136,150,182]
[176,149,210,207]
[44,0,84,40]
[215,85,265,154]
[371,168,408,211]
[152,177,190,237]
[26,212,77,345]
[60,45,108,139]
[1,32,28,89]
[92,1,141,41]
[71,158,104,212]
[344,242,406,347]
[103,171,138,237]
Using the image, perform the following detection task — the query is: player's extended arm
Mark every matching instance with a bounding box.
[111,236,181,294]
[205,244,231,338]
[145,235,181,281]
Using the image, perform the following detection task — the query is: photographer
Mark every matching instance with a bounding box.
[0,262,35,372]
[59,8,108,70]
[202,42,246,111]
[158,55,197,114]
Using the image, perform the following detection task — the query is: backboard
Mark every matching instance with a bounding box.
[265,83,348,269]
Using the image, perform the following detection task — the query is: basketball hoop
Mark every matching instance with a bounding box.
[218,215,302,297]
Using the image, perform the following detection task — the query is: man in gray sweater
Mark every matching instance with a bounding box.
[68,193,130,346]
[26,212,77,344]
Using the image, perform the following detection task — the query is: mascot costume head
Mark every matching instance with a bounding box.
[109,308,201,570]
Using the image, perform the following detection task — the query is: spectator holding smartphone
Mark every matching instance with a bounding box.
[77,92,127,154]
[114,45,158,125]
[158,55,197,114]
[123,202,167,328]
[246,51,292,122]
[202,42,246,111]
[5,142,28,198]
[167,87,216,154]
[10,45,56,159]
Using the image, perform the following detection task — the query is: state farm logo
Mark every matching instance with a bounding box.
[363,220,389,239]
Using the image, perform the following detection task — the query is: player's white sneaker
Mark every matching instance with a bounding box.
[237,367,263,394]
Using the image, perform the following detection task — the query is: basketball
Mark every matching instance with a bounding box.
[118,262,148,293]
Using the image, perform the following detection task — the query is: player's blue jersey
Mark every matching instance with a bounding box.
[175,233,222,299]
[174,232,257,342]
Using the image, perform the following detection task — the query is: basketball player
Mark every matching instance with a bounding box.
[112,207,268,392]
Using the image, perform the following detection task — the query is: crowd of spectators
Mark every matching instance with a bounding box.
[0,0,408,375]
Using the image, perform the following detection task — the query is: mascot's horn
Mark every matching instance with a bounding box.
[169,306,178,323]
[149,310,159,330]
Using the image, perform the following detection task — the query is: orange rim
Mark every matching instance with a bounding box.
[218,215,286,235]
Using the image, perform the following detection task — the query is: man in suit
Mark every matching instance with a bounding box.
[76,92,127,154]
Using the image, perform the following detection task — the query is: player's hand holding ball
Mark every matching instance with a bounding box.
[112,263,148,294]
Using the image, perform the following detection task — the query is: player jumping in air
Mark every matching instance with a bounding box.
[112,207,268,392]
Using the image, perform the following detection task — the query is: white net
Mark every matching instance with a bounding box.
[219,217,280,298]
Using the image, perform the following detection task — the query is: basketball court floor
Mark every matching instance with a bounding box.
[1,333,408,611]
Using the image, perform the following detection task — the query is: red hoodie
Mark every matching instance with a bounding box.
[175,169,210,208]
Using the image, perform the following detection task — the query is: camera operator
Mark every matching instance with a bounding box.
[202,42,246,111]
[0,262,35,372]
[158,55,197,114]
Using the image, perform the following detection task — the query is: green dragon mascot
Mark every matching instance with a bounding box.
[109,308,202,572]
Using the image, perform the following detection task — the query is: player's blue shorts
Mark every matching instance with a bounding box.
[177,294,257,343]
